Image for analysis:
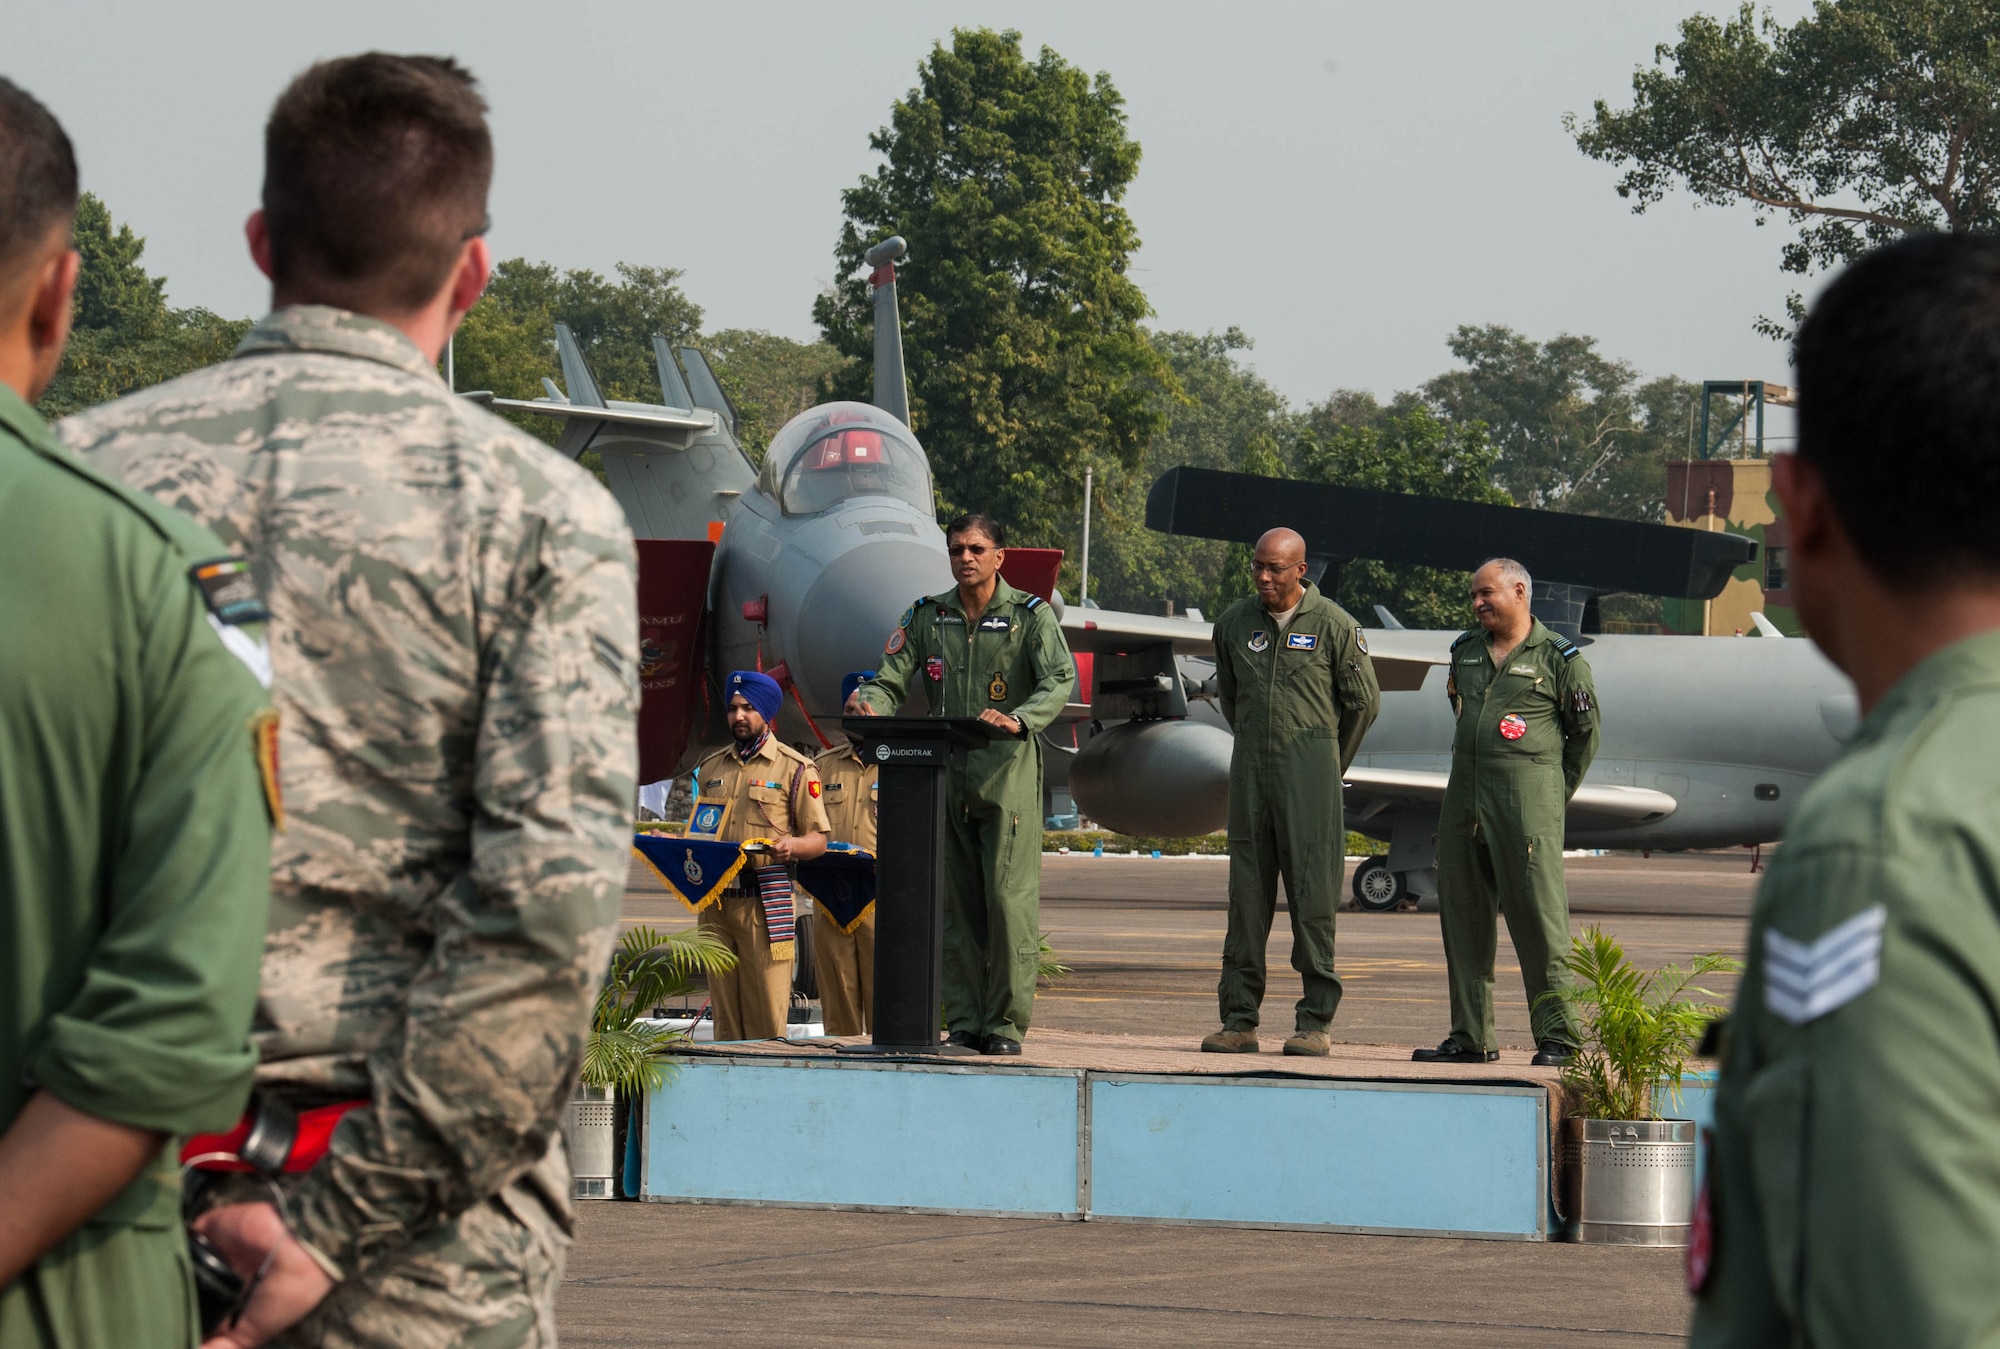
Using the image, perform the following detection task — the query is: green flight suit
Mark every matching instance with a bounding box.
[1436,618,1598,1052]
[1690,630,2000,1348]
[855,578,1075,1043]
[0,387,272,1349]
[1212,583,1379,1033]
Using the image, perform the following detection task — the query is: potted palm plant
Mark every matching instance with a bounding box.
[1540,926,1739,1246]
[566,923,735,1200]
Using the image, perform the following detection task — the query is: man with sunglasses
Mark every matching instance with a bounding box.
[846,514,1075,1054]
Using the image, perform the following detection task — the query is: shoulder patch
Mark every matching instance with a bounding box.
[1450,631,1479,652]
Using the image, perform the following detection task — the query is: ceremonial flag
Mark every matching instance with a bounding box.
[631,835,750,912]
[629,835,800,963]
[797,842,877,934]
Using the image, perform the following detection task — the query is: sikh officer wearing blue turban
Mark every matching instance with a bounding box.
[687,671,830,1040]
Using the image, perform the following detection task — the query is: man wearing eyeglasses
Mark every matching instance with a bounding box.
[1202,527,1378,1057]
[845,513,1075,1054]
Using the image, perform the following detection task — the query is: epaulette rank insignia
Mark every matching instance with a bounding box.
[1024,595,1044,610]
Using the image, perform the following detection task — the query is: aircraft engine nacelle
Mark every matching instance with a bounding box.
[1070,719,1233,838]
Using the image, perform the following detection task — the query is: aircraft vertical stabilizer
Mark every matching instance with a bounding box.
[863,236,911,427]
[550,323,608,461]
[677,348,736,436]
[554,322,606,407]
[652,336,695,411]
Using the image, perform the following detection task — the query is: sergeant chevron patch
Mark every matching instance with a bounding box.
[1763,904,1886,1025]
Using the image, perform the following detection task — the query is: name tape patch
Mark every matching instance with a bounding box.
[1764,905,1885,1025]
[190,557,268,626]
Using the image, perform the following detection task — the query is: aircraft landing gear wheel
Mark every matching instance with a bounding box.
[1352,856,1408,912]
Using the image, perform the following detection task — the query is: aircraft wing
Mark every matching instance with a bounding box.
[479,395,716,433]
[1062,608,1447,691]
[1343,766,1679,830]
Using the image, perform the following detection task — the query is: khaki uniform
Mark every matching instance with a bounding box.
[1211,583,1379,1033]
[807,742,879,1035]
[1691,630,2000,1348]
[1436,618,1598,1051]
[854,579,1075,1044]
[61,307,639,1349]
[690,734,831,1040]
[0,386,272,1349]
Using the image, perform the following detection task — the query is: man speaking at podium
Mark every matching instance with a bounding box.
[846,514,1075,1055]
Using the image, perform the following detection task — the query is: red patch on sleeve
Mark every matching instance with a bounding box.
[808,780,821,798]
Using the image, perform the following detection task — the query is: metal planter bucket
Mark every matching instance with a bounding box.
[563,1083,618,1201]
[1560,1117,1696,1245]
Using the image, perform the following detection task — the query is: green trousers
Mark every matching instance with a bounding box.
[943,788,1043,1043]
[1219,740,1344,1033]
[1436,768,1579,1052]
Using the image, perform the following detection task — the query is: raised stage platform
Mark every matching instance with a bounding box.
[640,1031,1568,1241]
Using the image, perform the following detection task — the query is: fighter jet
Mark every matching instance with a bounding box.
[465,237,1012,779]
[1060,467,1859,910]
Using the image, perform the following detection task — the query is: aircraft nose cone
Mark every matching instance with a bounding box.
[790,536,947,714]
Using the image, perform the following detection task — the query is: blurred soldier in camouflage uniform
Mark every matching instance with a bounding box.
[60,55,638,1349]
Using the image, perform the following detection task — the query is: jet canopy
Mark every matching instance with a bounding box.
[755,402,933,517]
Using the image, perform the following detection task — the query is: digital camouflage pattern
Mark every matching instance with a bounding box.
[59,306,640,1338]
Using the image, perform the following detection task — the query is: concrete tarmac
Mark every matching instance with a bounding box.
[573,850,1756,1344]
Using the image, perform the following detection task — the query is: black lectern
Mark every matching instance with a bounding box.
[836,716,1000,1053]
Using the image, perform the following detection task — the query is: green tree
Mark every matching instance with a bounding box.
[812,28,1178,543]
[37,194,253,420]
[1295,401,1514,630]
[702,328,855,463]
[1085,328,1292,614]
[1423,324,1694,521]
[1569,0,2000,337]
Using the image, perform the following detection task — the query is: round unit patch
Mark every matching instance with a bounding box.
[884,628,907,656]
[1498,713,1527,741]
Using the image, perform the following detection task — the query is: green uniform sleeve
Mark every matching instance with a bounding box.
[1695,843,2000,1348]
[1556,654,1600,798]
[858,607,923,713]
[1215,614,1238,730]
[1334,625,1380,772]
[285,516,638,1277]
[1009,604,1076,736]
[29,552,270,1136]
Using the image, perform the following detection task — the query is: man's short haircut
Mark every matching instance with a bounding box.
[0,78,78,276]
[262,53,491,314]
[1794,233,2000,586]
[1477,556,1533,601]
[946,513,1006,548]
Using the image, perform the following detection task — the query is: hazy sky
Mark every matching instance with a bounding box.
[14,1,1814,427]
